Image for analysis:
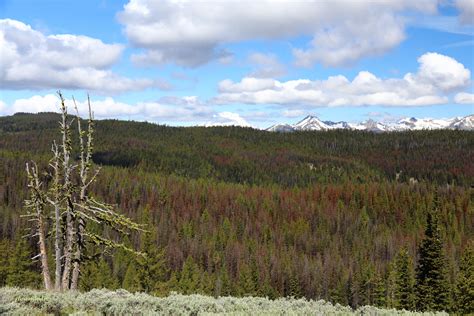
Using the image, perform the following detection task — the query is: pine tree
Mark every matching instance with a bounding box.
[79,261,99,291]
[0,239,10,287]
[288,272,302,298]
[6,237,40,288]
[394,247,415,310]
[95,257,118,289]
[238,263,256,296]
[372,272,386,308]
[178,256,200,294]
[214,268,232,297]
[122,260,142,292]
[136,215,168,294]
[454,243,474,314]
[415,205,450,311]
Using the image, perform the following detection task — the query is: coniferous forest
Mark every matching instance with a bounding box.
[0,112,473,313]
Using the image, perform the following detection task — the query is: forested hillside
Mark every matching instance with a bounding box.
[0,112,473,312]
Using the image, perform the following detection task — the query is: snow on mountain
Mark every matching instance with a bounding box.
[391,117,456,130]
[266,123,295,132]
[293,115,330,131]
[266,115,473,132]
[449,115,474,130]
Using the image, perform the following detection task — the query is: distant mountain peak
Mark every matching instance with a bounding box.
[267,114,474,132]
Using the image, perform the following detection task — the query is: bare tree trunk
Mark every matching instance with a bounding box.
[58,92,74,290]
[49,142,63,291]
[37,205,53,290]
[54,202,62,291]
[26,162,53,290]
[70,218,84,290]
[71,97,93,290]
[61,199,74,290]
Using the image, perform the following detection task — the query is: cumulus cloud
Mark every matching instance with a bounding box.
[0,94,213,122]
[0,19,163,93]
[118,0,438,67]
[454,92,474,104]
[455,0,474,24]
[214,52,470,107]
[293,13,405,67]
[205,112,252,127]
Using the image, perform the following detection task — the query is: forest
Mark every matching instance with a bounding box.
[0,112,473,313]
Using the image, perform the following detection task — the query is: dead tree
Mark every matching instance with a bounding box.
[25,91,143,291]
[25,162,53,290]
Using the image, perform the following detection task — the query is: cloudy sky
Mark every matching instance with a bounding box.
[0,0,473,128]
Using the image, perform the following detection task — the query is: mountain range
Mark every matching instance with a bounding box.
[266,114,474,132]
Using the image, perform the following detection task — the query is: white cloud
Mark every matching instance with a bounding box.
[294,13,405,67]
[205,112,252,127]
[454,92,474,104]
[0,19,162,93]
[214,52,469,107]
[415,52,470,91]
[248,53,286,78]
[0,100,6,113]
[0,94,214,123]
[455,0,474,24]
[282,109,306,118]
[118,0,438,67]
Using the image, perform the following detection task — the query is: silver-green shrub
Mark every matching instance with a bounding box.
[0,287,448,315]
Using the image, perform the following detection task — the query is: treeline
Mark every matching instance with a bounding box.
[0,113,473,313]
[1,112,472,187]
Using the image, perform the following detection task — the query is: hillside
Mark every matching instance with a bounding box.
[0,113,472,312]
[1,112,472,187]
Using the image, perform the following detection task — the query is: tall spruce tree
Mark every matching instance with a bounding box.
[415,200,450,311]
[394,247,415,310]
[135,209,168,295]
[6,237,40,288]
[0,239,10,287]
[455,243,474,314]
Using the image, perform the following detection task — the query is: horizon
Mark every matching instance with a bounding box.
[0,0,473,128]
[3,110,472,130]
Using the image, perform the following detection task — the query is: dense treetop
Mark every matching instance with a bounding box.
[1,112,472,187]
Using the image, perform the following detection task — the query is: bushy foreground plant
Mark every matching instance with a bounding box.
[0,287,448,315]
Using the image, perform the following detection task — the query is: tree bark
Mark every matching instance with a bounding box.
[37,205,53,290]
[54,202,62,291]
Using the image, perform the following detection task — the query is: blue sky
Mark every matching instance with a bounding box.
[0,0,473,128]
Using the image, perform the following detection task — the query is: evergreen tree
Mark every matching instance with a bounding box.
[96,257,119,289]
[122,260,142,292]
[214,267,232,297]
[178,256,201,294]
[454,243,474,314]
[394,247,415,310]
[288,273,302,298]
[261,276,278,299]
[415,206,450,311]
[238,263,256,296]
[372,272,386,308]
[79,260,99,291]
[6,237,40,288]
[136,223,168,294]
[0,239,10,287]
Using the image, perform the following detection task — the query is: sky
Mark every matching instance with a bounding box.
[0,0,473,128]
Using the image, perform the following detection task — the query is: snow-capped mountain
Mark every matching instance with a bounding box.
[448,115,474,130]
[266,115,474,132]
